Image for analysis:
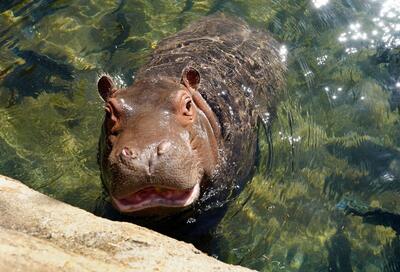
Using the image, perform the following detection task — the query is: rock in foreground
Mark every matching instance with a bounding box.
[0,175,253,272]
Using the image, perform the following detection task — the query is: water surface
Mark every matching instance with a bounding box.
[1,0,400,271]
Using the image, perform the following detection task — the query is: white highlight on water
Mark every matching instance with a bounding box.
[279,45,288,62]
[312,0,329,9]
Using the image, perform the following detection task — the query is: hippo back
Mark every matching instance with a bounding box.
[136,14,285,198]
[96,15,285,248]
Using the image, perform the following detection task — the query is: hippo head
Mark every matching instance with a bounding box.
[97,67,220,216]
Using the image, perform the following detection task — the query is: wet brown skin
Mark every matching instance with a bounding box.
[95,14,285,243]
[98,72,219,216]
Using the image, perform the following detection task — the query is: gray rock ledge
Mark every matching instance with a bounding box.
[0,175,253,272]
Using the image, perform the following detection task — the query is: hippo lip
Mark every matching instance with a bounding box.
[111,183,200,213]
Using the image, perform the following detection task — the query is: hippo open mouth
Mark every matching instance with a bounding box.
[112,183,200,213]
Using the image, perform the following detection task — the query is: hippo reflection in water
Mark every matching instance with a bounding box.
[95,14,285,247]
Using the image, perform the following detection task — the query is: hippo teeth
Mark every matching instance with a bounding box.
[112,183,200,212]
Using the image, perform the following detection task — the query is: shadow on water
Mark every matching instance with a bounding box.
[338,199,400,235]
[336,200,400,272]
[3,48,74,104]
[383,237,400,272]
[324,141,400,200]
[326,229,353,272]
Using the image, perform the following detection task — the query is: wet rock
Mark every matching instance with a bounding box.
[0,175,253,272]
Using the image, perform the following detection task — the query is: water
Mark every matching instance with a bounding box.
[1,0,400,271]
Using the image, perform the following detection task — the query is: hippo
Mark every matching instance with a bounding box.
[95,14,285,246]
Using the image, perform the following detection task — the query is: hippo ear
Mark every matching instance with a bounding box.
[98,75,115,101]
[181,67,200,90]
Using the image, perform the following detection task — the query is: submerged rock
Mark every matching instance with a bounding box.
[0,175,253,272]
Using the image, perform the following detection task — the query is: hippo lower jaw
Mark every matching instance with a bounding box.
[111,183,200,213]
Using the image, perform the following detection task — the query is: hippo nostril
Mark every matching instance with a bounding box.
[157,141,172,155]
[121,147,137,159]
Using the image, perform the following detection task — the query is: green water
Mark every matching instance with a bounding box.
[1,0,400,271]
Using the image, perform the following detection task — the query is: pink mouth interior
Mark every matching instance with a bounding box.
[112,184,200,212]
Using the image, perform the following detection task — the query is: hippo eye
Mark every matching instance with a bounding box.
[186,100,192,111]
[182,96,193,117]
[104,104,120,135]
[105,107,111,118]
[176,92,195,125]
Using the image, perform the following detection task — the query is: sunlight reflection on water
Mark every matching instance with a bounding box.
[338,0,400,50]
[312,0,330,9]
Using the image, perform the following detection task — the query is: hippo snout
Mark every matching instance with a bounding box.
[105,137,202,213]
[118,141,173,175]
